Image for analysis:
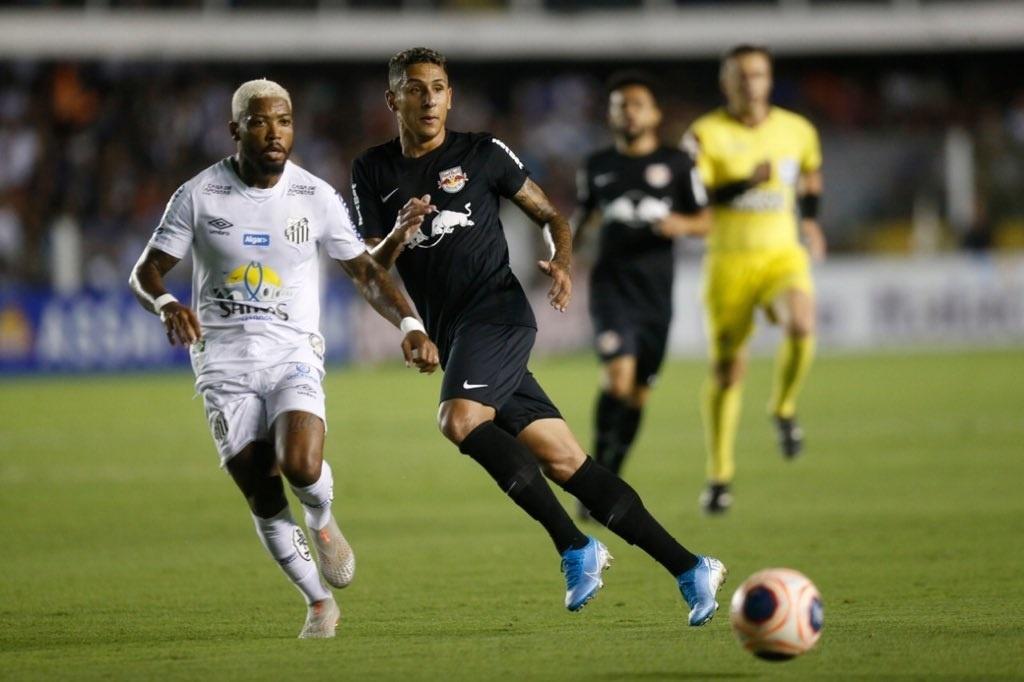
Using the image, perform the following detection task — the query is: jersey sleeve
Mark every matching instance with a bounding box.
[681,126,716,188]
[800,120,823,173]
[487,137,531,198]
[322,189,367,262]
[673,154,709,214]
[147,183,194,259]
[350,155,388,242]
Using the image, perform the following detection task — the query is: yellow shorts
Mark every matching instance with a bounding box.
[701,247,814,362]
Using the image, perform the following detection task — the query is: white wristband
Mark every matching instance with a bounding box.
[400,317,425,335]
[153,293,178,312]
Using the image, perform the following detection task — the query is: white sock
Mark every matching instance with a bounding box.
[290,459,334,531]
[252,507,331,605]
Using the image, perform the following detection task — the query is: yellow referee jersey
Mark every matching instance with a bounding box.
[686,107,821,253]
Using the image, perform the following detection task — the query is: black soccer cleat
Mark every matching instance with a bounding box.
[699,483,733,515]
[774,415,804,460]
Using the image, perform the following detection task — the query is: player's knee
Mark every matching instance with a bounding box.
[787,315,814,338]
[602,361,635,400]
[279,449,321,487]
[628,387,649,409]
[538,447,586,484]
[606,379,633,401]
[437,404,487,445]
[714,358,745,388]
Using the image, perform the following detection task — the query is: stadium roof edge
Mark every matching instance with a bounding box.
[0,4,1022,60]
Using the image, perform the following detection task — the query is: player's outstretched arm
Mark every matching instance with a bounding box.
[512,178,572,313]
[710,160,772,205]
[337,251,439,373]
[656,207,713,238]
[129,246,201,347]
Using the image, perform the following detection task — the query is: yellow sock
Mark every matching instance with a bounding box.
[701,378,743,484]
[769,335,816,419]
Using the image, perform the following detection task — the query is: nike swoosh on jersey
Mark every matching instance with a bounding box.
[380,187,400,203]
[462,381,488,389]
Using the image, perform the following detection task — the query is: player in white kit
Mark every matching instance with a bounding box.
[129,80,439,639]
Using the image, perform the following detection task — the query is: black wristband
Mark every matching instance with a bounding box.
[798,193,820,220]
[710,179,753,205]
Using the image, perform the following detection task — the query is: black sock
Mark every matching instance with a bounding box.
[608,405,643,475]
[594,391,626,470]
[459,422,588,554]
[562,457,698,576]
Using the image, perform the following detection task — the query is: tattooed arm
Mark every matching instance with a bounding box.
[511,178,572,313]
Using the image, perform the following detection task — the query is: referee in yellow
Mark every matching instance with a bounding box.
[683,45,825,514]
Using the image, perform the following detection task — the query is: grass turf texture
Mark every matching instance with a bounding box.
[1,349,1022,681]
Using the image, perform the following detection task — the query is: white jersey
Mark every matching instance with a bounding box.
[148,158,366,387]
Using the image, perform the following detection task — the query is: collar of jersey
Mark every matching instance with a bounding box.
[224,157,290,202]
[393,130,454,166]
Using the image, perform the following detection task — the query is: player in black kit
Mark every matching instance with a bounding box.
[574,72,710,511]
[350,48,725,626]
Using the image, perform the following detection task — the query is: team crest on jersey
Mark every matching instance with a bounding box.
[285,217,310,245]
[645,163,672,189]
[438,166,468,194]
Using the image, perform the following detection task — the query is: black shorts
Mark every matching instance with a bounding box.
[592,313,671,388]
[440,323,562,436]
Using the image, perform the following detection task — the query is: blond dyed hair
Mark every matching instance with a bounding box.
[231,79,292,122]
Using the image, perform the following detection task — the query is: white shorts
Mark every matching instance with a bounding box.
[200,362,326,467]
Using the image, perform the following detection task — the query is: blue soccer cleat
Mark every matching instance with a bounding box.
[677,556,728,626]
[561,537,612,612]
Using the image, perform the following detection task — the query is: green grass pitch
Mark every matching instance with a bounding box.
[2,349,1022,680]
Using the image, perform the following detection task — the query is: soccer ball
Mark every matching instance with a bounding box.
[729,568,823,661]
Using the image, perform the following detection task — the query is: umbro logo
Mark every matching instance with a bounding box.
[208,218,233,229]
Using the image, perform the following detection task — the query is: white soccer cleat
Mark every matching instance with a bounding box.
[298,597,341,639]
[311,517,356,588]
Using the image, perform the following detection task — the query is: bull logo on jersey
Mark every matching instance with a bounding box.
[438,166,468,194]
[604,192,671,229]
[405,203,475,249]
[210,261,289,320]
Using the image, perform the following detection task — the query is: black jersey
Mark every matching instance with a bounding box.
[351,131,535,355]
[579,146,707,322]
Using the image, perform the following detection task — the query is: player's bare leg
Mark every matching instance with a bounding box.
[274,411,355,589]
[227,442,338,638]
[700,349,747,514]
[767,288,816,458]
[519,417,725,625]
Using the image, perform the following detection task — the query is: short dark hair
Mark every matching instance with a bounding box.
[388,47,448,90]
[722,44,774,68]
[605,70,661,102]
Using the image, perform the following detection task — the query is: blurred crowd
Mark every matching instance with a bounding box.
[1,53,1023,290]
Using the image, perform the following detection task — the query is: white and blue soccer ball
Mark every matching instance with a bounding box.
[729,568,824,661]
